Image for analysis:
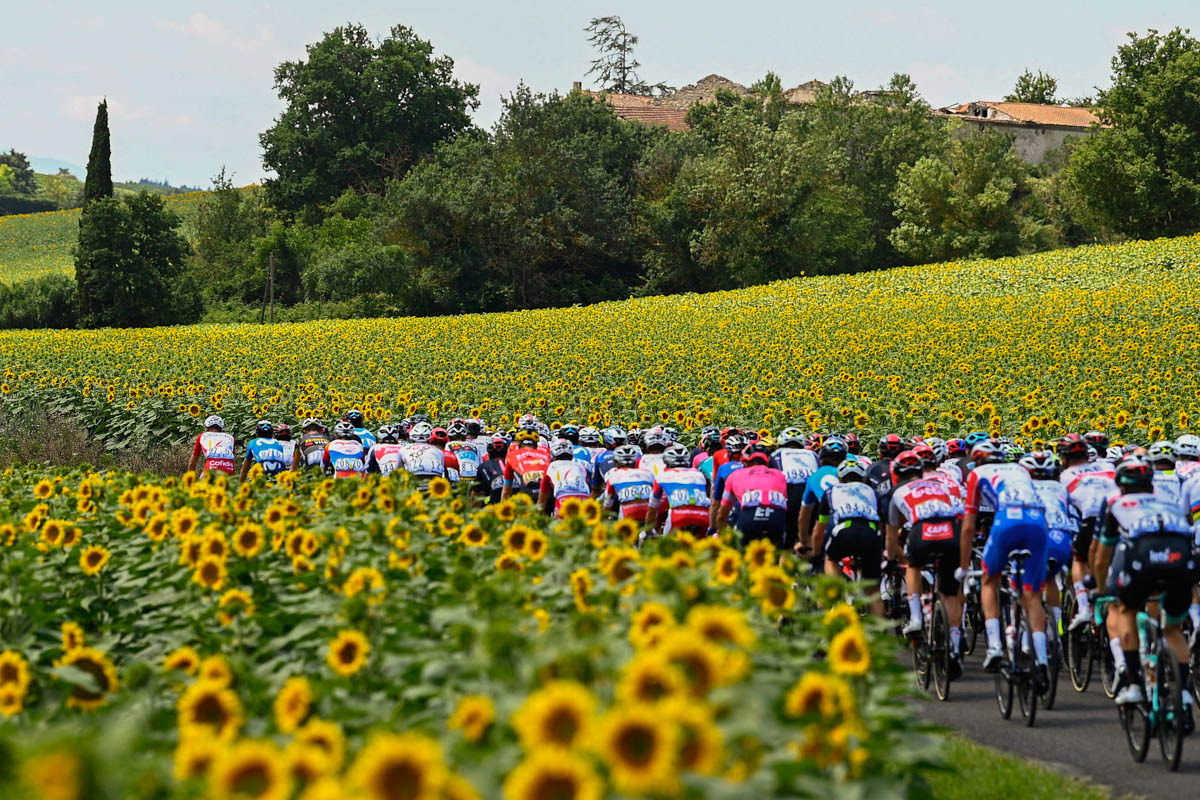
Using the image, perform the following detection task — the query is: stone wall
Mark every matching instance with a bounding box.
[950,119,1095,165]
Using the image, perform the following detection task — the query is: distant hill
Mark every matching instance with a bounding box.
[27,157,85,177]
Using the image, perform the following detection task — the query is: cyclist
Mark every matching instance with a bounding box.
[961,441,1050,689]
[539,439,592,517]
[346,409,376,449]
[578,426,606,466]
[592,426,627,496]
[814,456,883,615]
[501,426,551,502]
[429,427,461,483]
[466,418,491,460]
[709,433,747,533]
[298,418,330,471]
[1148,440,1181,507]
[1095,455,1197,716]
[399,422,450,490]
[1175,434,1200,480]
[645,443,711,537]
[638,427,670,479]
[797,437,848,555]
[695,429,725,484]
[188,415,237,477]
[602,444,656,526]
[1085,431,1110,460]
[692,426,720,467]
[887,449,965,661]
[323,422,368,479]
[772,427,820,552]
[473,436,509,505]
[240,420,294,480]
[1023,450,1079,636]
[366,424,406,477]
[866,433,904,522]
[715,443,789,548]
[1058,432,1120,630]
[446,420,481,481]
[940,438,968,484]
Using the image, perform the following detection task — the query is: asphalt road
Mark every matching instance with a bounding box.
[916,648,1200,799]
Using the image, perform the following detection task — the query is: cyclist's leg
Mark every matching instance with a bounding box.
[1069,518,1095,628]
[903,527,928,633]
[1109,538,1149,701]
[1017,515,1050,667]
[980,518,1011,664]
[848,521,885,616]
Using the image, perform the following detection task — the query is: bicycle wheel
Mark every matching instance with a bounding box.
[1101,633,1118,699]
[1190,636,1200,702]
[1066,614,1093,692]
[1157,647,1185,772]
[995,669,1014,719]
[1121,702,1151,763]
[931,598,951,701]
[963,598,980,656]
[1016,649,1038,727]
[1044,628,1061,710]
[911,620,931,691]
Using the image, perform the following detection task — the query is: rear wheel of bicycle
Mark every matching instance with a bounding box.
[1066,611,1093,692]
[995,670,1014,719]
[1158,647,1185,772]
[1016,654,1038,727]
[1101,634,1119,699]
[1121,702,1151,763]
[1190,636,1200,702]
[1044,630,1061,710]
[931,599,951,701]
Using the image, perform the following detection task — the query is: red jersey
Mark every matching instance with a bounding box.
[193,431,236,475]
[504,448,551,495]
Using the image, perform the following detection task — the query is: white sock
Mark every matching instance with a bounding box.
[1110,638,1126,672]
[1074,581,1090,613]
[1190,604,1200,629]
[1051,605,1062,629]
[908,595,923,624]
[950,626,962,653]
[985,618,1002,652]
[1033,631,1048,665]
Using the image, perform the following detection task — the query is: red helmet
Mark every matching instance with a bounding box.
[1056,433,1089,461]
[741,443,771,466]
[890,450,923,482]
[429,427,449,447]
[843,432,861,454]
[912,443,936,470]
[946,438,966,457]
[878,433,904,459]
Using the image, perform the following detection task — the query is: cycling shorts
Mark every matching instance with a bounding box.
[1047,528,1072,574]
[736,506,787,550]
[981,507,1048,593]
[1106,533,1196,622]
[825,519,883,581]
[1072,517,1097,561]
[904,518,962,595]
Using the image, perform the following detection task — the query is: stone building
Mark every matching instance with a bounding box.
[935,101,1104,165]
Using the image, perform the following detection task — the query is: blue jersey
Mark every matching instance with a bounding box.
[354,427,377,449]
[593,450,617,491]
[246,437,292,476]
[802,465,839,507]
[713,461,744,504]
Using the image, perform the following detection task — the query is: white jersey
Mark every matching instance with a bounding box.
[1060,462,1120,521]
[638,452,668,479]
[1153,469,1182,509]
[400,443,445,477]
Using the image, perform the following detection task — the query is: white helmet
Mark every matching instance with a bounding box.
[1106,445,1123,462]
[1148,440,1176,466]
[550,439,575,459]
[1175,434,1200,459]
[204,415,225,430]
[645,427,668,449]
[777,427,805,447]
[409,422,433,443]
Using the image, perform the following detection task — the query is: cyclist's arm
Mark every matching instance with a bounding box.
[812,491,832,560]
[187,435,202,474]
[539,473,554,515]
[238,447,255,482]
[960,510,976,572]
[886,523,902,561]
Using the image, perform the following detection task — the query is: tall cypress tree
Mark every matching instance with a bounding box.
[83,99,113,205]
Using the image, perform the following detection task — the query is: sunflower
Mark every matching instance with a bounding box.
[59,525,81,548]
[174,731,221,781]
[448,694,495,743]
[523,530,549,562]
[22,751,81,800]
[511,680,597,750]
[600,546,639,586]
[591,703,679,796]
[655,630,725,698]
[274,676,312,733]
[570,568,594,612]
[163,645,201,676]
[822,603,860,631]
[285,741,335,787]
[0,649,30,692]
[33,478,54,499]
[494,553,524,572]
[263,504,287,532]
[559,497,583,519]
[617,651,686,705]
[745,539,775,571]
[427,477,452,499]
[750,566,796,614]
[458,525,488,547]
[829,625,871,676]
[660,698,723,775]
[78,545,110,576]
[784,672,854,719]
[179,679,244,740]
[502,524,533,554]
[218,589,255,626]
[172,507,200,539]
[347,732,446,800]
[209,739,292,800]
[686,605,756,649]
[40,518,64,546]
[144,512,169,542]
[200,654,234,686]
[193,556,228,591]
[502,750,601,800]
[580,499,602,523]
[589,524,608,549]
[629,602,675,650]
[57,646,118,710]
[612,517,639,544]
[441,773,482,800]
[493,500,516,522]
[343,567,387,604]
[296,719,346,771]
[326,630,370,677]
[712,549,741,585]
[233,523,266,557]
[0,684,23,717]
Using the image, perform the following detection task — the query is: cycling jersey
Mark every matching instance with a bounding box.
[1182,471,1200,521]
[1153,469,1181,508]
[540,460,592,515]
[245,436,293,476]
[936,460,966,489]
[964,462,1042,513]
[592,450,617,492]
[1032,478,1080,535]
[818,482,880,529]
[299,432,330,469]
[1059,462,1119,520]
[504,448,552,499]
[888,478,963,529]
[603,467,655,521]
[1100,492,1196,619]
[712,460,744,505]
[193,431,236,475]
[473,459,506,505]
[1176,459,1200,480]
[448,441,480,479]
[638,452,668,479]
[864,459,894,520]
[968,465,1048,591]
[648,468,711,532]
[1097,493,1193,547]
[772,447,819,486]
[399,443,447,479]
[698,456,715,485]
[367,443,406,477]
[925,470,965,500]
[801,465,839,507]
[323,439,367,479]
[471,436,491,461]
[721,465,789,542]
[581,446,606,466]
[352,427,376,448]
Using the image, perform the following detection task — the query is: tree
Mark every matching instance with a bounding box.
[0,164,13,193]
[1005,69,1060,104]
[259,23,479,216]
[75,193,193,328]
[188,169,269,303]
[0,150,36,194]
[44,172,81,210]
[1064,28,1200,238]
[890,131,1033,262]
[585,16,673,96]
[83,100,113,205]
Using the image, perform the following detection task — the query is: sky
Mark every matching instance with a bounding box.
[2,0,1196,187]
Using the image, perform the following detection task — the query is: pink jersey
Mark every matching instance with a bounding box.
[720,465,788,510]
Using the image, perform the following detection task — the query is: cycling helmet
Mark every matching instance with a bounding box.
[805,432,825,451]
[644,427,668,450]
[1003,444,1024,463]
[558,424,580,445]
[1055,433,1089,461]
[699,428,722,451]
[273,423,292,442]
[486,436,509,459]
[550,438,575,459]
[302,417,324,432]
[626,429,644,449]
[878,433,904,459]
[579,426,601,447]
[663,443,691,468]
[613,445,640,468]
[347,409,366,428]
[741,443,771,466]
[663,427,679,443]
[946,438,966,457]
[843,432,861,455]
[518,413,538,428]
[466,419,484,437]
[819,437,848,465]
[205,415,225,430]
[838,456,868,481]
[964,431,989,448]
[398,418,413,437]
[1105,445,1123,461]
[378,424,400,444]
[1175,434,1200,460]
[514,427,539,446]
[1019,451,1057,479]
[333,421,356,439]
[925,437,947,464]
[724,434,747,455]
[1087,447,1099,463]
[446,420,468,439]
[1122,443,1143,456]
[891,450,923,481]
[409,422,433,443]
[1115,455,1154,492]
[971,441,1003,465]
[255,420,274,438]
[602,426,627,449]
[912,443,937,470]
[778,427,805,447]
[1147,440,1176,466]
[429,427,449,447]
[1084,431,1110,452]
[744,430,760,443]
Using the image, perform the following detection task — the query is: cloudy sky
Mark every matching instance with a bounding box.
[2,0,1194,187]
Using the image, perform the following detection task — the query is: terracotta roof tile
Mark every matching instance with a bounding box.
[612,106,690,132]
[947,101,1101,128]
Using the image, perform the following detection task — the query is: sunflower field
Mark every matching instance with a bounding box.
[0,233,1199,449]
[0,465,934,800]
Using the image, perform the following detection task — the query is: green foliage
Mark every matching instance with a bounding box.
[0,150,37,195]
[185,170,268,304]
[1065,27,1200,238]
[259,23,479,215]
[74,193,193,328]
[0,274,76,329]
[82,101,113,206]
[890,131,1034,262]
[584,15,674,96]
[1005,69,1060,104]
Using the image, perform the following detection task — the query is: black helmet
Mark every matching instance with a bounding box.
[486,436,509,459]
[1115,455,1154,493]
[819,437,848,465]
[878,433,904,459]
[1084,431,1110,452]
[347,409,366,428]
[466,419,484,437]
[559,424,580,445]
[255,420,274,438]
